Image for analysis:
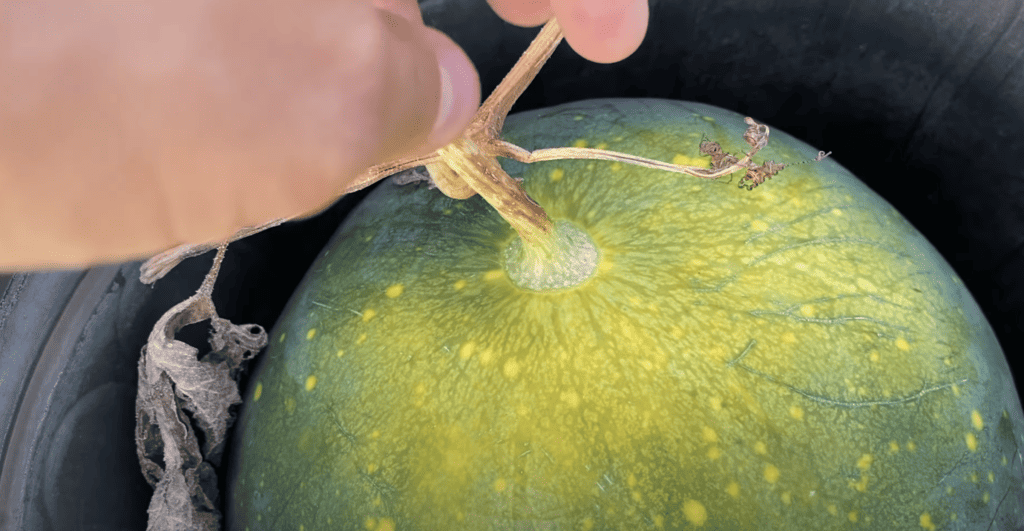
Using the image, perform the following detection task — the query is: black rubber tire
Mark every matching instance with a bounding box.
[1,0,1022,528]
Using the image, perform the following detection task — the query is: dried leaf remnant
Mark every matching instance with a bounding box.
[136,244,267,531]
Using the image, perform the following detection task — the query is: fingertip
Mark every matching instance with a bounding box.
[486,0,554,27]
[424,28,481,149]
[552,0,649,64]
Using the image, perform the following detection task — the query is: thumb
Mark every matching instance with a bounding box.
[372,12,480,166]
[423,28,481,149]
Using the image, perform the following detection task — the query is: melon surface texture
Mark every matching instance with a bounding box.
[228,99,1024,530]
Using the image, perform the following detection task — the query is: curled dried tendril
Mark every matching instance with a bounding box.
[739,160,787,190]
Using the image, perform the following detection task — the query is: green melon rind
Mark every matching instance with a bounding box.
[228,99,1024,531]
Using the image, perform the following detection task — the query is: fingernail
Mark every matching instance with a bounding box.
[428,33,480,146]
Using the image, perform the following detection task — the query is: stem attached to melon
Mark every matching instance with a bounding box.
[361,19,799,292]
[429,138,552,244]
[140,19,814,286]
[428,137,600,291]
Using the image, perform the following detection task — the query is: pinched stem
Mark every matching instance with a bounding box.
[472,16,564,142]
[429,137,551,246]
[354,19,789,245]
[351,18,567,241]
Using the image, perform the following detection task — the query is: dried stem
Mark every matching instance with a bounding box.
[359,18,792,248]
[140,218,287,284]
[473,17,564,141]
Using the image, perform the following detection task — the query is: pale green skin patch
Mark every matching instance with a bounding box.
[228,99,1024,530]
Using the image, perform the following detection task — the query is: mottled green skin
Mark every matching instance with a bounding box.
[228,99,1024,530]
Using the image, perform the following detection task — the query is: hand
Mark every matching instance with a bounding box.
[0,0,648,271]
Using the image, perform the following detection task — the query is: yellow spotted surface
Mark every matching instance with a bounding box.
[228,100,1024,530]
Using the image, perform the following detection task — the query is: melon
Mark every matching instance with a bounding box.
[228,98,1024,530]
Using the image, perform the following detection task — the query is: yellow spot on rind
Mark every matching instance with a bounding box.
[857,453,873,470]
[682,499,707,526]
[253,382,262,401]
[305,375,317,391]
[385,284,404,298]
[503,358,520,379]
[673,153,704,167]
[306,328,316,340]
[966,432,979,452]
[764,464,781,484]
[972,409,984,431]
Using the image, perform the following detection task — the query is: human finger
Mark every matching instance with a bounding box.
[488,0,649,63]
[0,1,482,269]
[551,0,648,63]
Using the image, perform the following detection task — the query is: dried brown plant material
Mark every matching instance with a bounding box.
[391,166,435,188]
[699,139,739,170]
[139,218,288,284]
[739,160,787,190]
[136,244,267,531]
